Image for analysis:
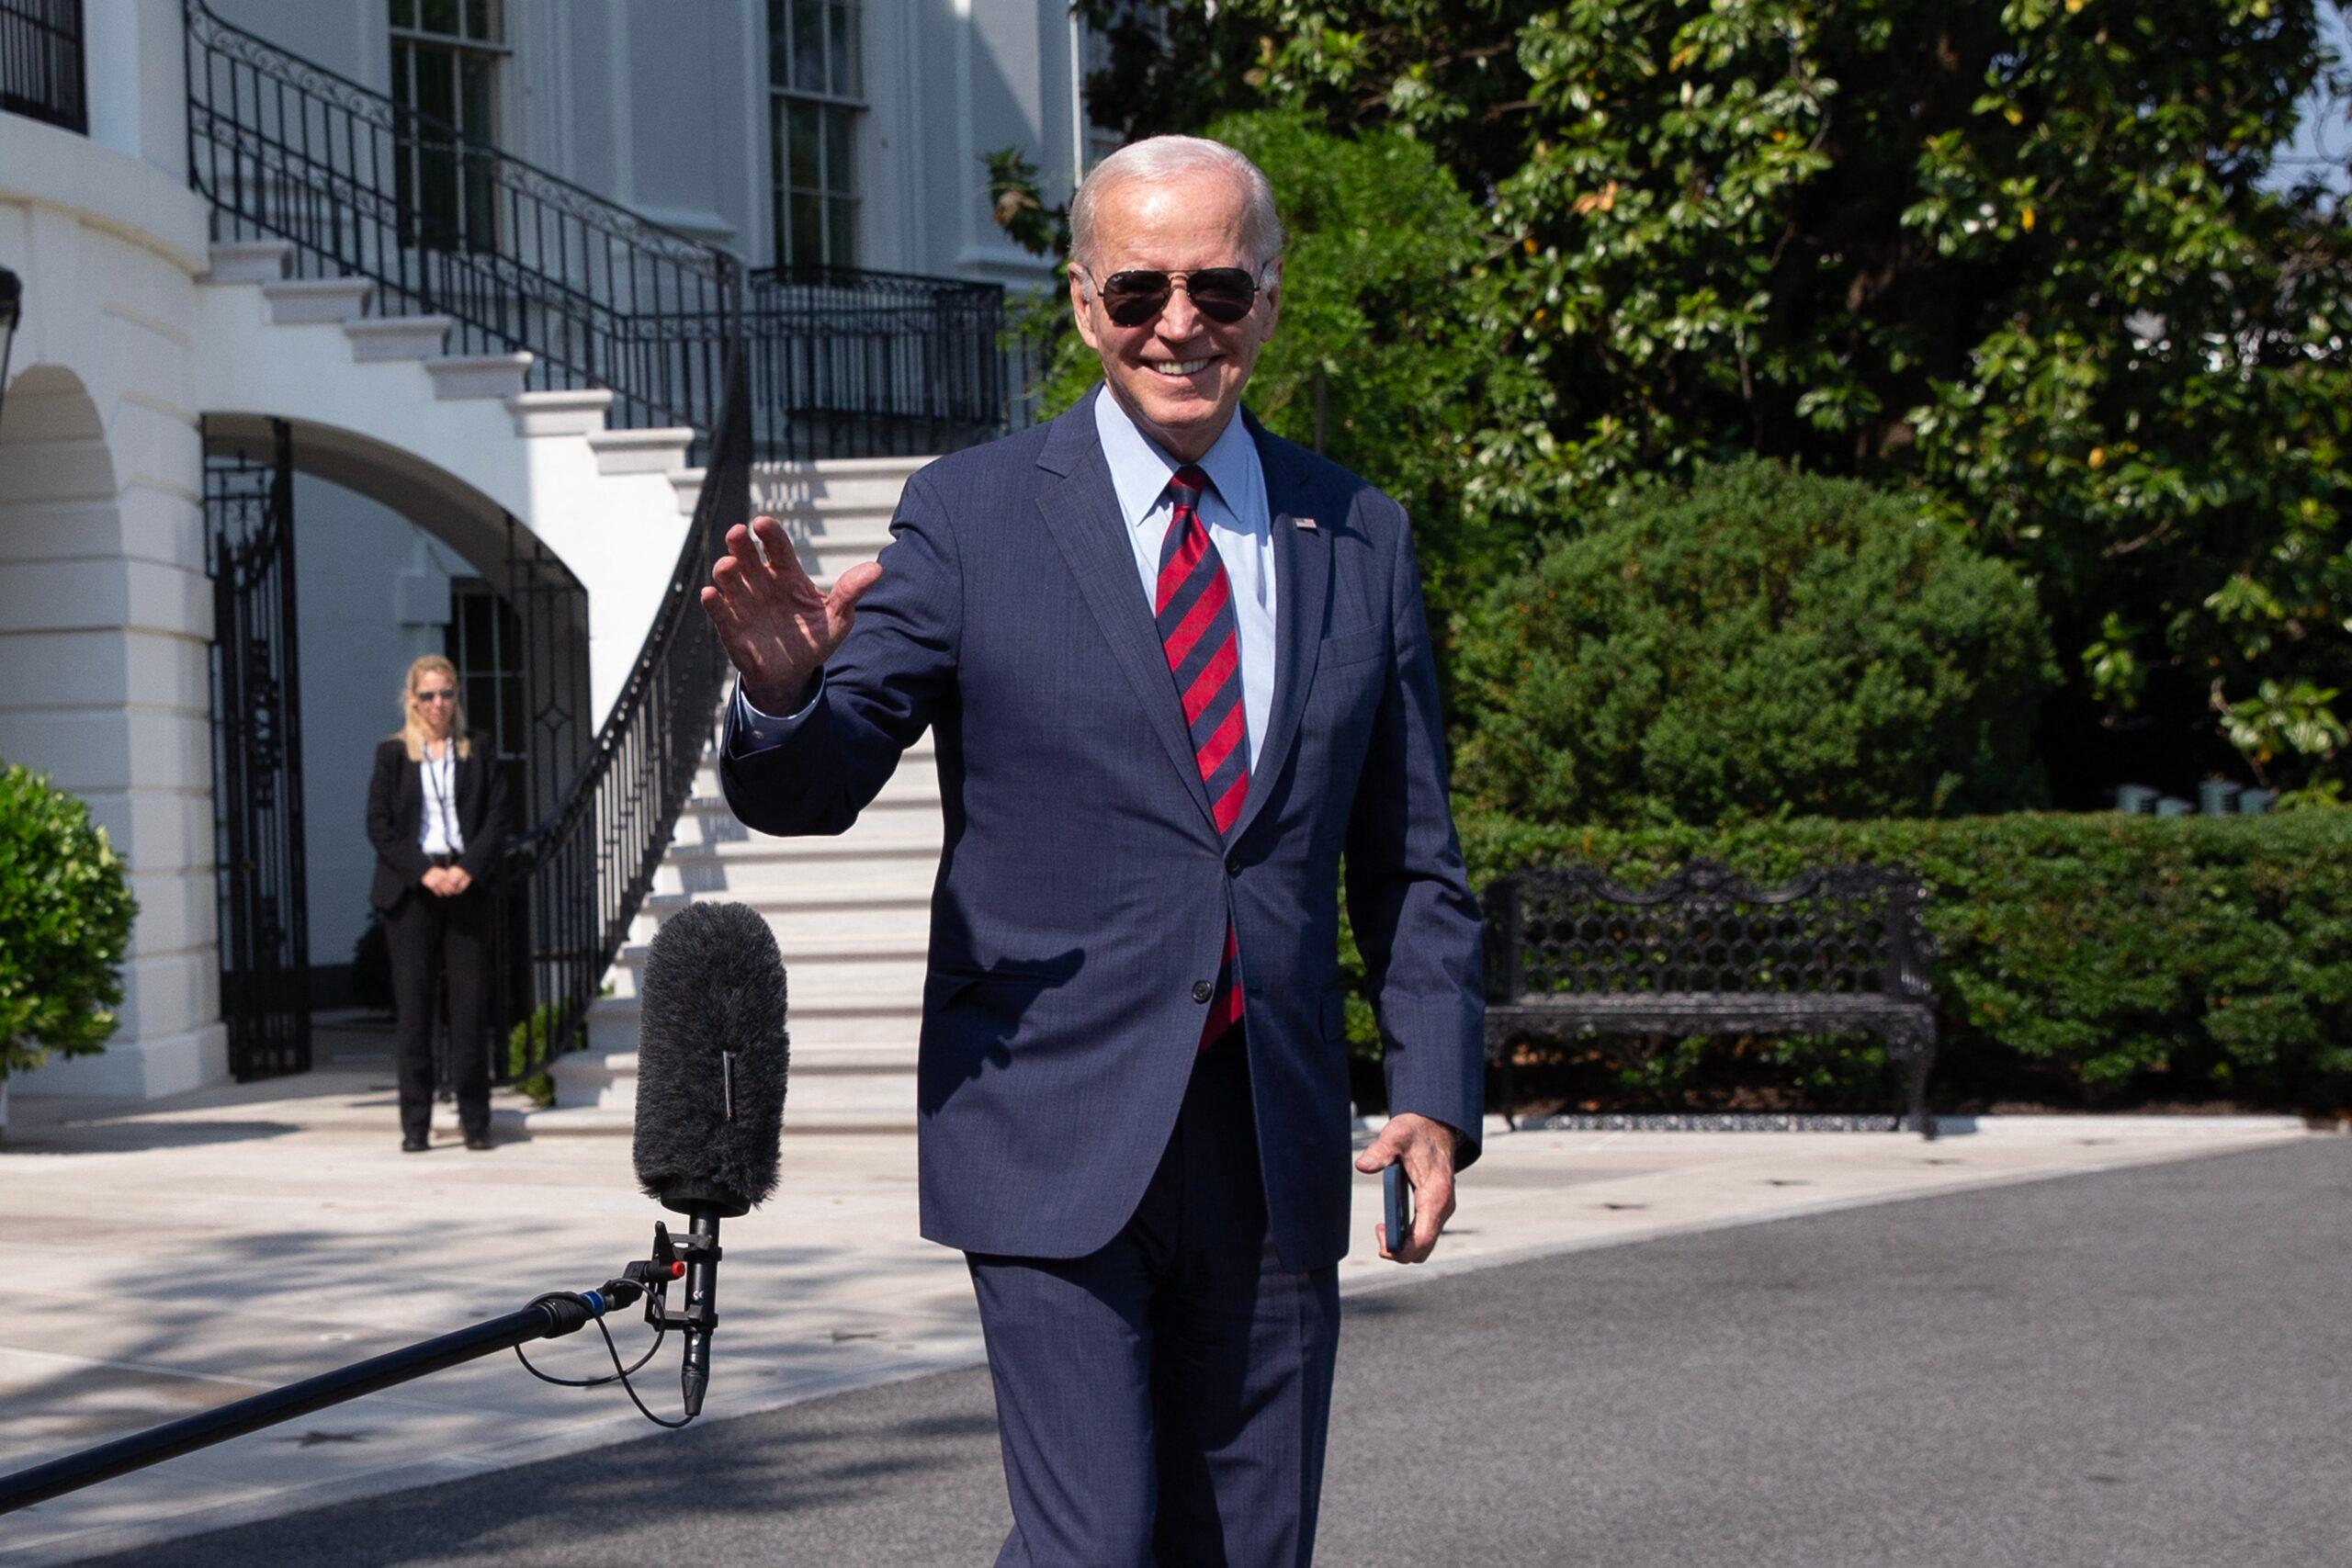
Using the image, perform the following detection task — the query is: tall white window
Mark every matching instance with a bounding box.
[389,0,505,250]
[768,0,861,268]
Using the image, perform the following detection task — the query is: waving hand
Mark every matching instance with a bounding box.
[699,515,883,713]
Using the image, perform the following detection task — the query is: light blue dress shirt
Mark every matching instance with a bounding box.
[732,386,1280,769]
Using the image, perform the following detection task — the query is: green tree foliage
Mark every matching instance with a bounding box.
[0,763,137,1077]
[1078,0,2352,793]
[1453,458,2054,825]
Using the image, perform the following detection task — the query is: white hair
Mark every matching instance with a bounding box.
[1069,135,1285,278]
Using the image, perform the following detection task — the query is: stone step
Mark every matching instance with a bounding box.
[610,936,929,1006]
[637,880,933,944]
[542,1042,918,1131]
[589,425,697,476]
[790,525,900,580]
[204,239,293,285]
[507,388,614,437]
[428,352,535,401]
[750,457,922,513]
[587,992,920,1050]
[662,826,945,875]
[345,313,455,362]
[261,276,372,324]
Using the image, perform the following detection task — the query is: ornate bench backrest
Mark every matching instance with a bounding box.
[1485,860,1936,1004]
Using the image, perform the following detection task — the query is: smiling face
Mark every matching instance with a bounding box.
[1069,166,1280,463]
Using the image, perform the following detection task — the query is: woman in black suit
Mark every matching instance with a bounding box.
[366,654,508,1152]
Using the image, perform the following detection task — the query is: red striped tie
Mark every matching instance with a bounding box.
[1155,465,1247,1049]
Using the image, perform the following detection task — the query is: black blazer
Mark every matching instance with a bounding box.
[366,732,509,910]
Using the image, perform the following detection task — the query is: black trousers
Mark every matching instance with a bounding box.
[384,883,491,1141]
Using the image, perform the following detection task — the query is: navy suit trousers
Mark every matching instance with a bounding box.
[967,1037,1342,1567]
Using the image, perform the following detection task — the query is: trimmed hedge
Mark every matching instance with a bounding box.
[1444,807,2352,1113]
[1,763,138,1078]
[1451,459,2054,827]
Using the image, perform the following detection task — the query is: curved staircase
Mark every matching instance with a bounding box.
[195,236,712,715]
[175,1,985,1111]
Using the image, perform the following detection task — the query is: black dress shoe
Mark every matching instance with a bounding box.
[401,1135,430,1153]
[464,1131,494,1151]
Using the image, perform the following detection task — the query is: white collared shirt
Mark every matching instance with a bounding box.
[418,742,464,856]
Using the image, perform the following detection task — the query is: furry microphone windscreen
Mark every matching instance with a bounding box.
[631,901,789,1216]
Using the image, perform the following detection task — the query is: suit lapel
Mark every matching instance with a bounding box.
[1035,407,1220,834]
[1228,426,1330,846]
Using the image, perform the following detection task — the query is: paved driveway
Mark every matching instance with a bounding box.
[64,1138,2348,1567]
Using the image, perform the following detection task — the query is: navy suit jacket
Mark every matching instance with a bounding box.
[719,397,1484,1271]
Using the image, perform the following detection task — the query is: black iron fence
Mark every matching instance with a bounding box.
[184,0,1018,466]
[0,0,85,132]
[184,0,735,440]
[497,349,753,1081]
[744,265,1009,460]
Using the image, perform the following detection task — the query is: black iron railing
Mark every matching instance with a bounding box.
[1,0,85,133]
[745,265,1009,459]
[184,0,734,440]
[498,348,752,1079]
[174,0,1016,1085]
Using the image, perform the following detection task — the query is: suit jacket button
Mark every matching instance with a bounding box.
[1192,980,1214,1004]
[1226,854,1241,874]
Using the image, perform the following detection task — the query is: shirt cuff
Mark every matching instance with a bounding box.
[729,672,822,755]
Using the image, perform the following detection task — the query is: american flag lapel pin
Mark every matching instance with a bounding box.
[1295,515,1317,531]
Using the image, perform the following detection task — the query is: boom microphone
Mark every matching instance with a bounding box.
[0,902,790,1515]
[631,900,790,1416]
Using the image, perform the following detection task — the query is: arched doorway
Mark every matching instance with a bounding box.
[199,415,589,1083]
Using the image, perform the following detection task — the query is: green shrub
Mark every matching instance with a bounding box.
[506,1001,574,1109]
[0,763,138,1077]
[1452,459,2055,827]
[1457,807,2352,1113]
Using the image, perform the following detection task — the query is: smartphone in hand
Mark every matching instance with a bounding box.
[1384,1162,1414,1257]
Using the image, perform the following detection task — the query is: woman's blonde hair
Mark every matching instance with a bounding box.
[395,654,471,762]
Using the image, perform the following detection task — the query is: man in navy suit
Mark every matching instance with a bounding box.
[702,135,1483,1565]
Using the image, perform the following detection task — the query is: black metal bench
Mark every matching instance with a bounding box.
[1483,860,1940,1138]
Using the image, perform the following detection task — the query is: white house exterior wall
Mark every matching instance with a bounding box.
[1,7,227,1096]
[200,0,1081,282]
[3,0,1091,1104]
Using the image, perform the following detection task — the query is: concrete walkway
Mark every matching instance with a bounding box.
[0,1036,2315,1565]
[72,1140,2350,1568]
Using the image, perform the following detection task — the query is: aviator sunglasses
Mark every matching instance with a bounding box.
[1083,265,1263,328]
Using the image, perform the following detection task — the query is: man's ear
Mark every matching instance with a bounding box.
[1069,265,1102,355]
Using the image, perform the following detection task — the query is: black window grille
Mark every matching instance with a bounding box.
[389,0,504,252]
[0,0,85,133]
[445,576,528,819]
[768,0,860,267]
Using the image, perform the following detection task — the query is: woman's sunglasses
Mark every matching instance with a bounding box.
[1085,266,1262,328]
[413,690,457,705]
